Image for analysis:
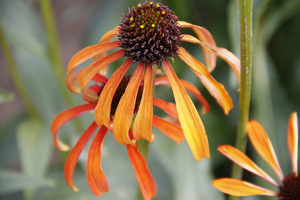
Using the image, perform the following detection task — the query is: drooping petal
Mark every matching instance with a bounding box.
[126,143,157,200]
[81,84,102,103]
[179,21,217,72]
[287,112,298,175]
[95,58,132,127]
[133,65,154,142]
[247,120,284,181]
[153,98,177,119]
[113,63,145,145]
[87,126,109,196]
[153,115,185,144]
[162,60,210,161]
[51,103,97,151]
[64,122,98,192]
[182,34,241,85]
[92,73,108,84]
[218,145,279,186]
[66,41,120,93]
[212,178,277,197]
[77,50,124,89]
[178,47,233,114]
[155,77,210,114]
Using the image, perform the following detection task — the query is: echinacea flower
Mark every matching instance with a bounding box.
[51,73,208,199]
[213,112,299,199]
[66,1,240,161]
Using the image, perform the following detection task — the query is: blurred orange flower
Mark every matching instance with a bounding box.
[213,112,299,199]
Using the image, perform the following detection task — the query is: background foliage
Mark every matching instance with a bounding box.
[0,0,299,199]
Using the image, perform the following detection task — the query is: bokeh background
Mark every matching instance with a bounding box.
[0,0,300,199]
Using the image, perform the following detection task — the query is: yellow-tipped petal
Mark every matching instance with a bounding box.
[179,21,217,72]
[218,145,278,186]
[182,34,241,85]
[95,58,132,127]
[162,60,210,161]
[113,63,145,145]
[247,120,284,180]
[133,65,154,142]
[287,112,298,174]
[212,178,277,197]
[178,47,233,114]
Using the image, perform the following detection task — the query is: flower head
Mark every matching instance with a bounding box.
[51,73,193,199]
[213,112,299,199]
[65,1,240,162]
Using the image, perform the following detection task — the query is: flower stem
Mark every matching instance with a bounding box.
[0,21,42,121]
[229,0,253,200]
[39,0,74,108]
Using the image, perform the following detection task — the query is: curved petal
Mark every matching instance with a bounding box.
[153,115,185,144]
[287,112,298,174]
[81,84,102,103]
[155,77,210,114]
[87,126,109,196]
[64,122,98,192]
[77,50,124,89]
[247,120,284,180]
[162,60,210,161]
[126,144,157,200]
[95,58,132,127]
[92,73,108,84]
[178,47,233,114]
[218,145,279,186]
[66,41,120,93]
[153,98,177,119]
[212,178,277,197]
[182,34,241,85]
[179,21,217,72]
[51,103,97,151]
[113,63,145,145]
[133,65,154,142]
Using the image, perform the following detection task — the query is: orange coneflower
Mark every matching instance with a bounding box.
[51,73,208,199]
[213,112,299,199]
[66,1,240,162]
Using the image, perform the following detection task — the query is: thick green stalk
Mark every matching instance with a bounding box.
[0,22,42,121]
[39,0,73,108]
[229,0,253,200]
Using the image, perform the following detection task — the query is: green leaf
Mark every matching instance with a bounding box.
[0,89,14,103]
[0,169,55,195]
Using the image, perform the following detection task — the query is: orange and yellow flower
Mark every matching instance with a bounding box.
[66,1,240,161]
[51,73,208,199]
[213,112,299,199]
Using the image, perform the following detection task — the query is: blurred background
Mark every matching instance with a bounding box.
[0,0,299,199]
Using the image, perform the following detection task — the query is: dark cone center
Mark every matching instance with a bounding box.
[279,173,300,200]
[118,1,182,65]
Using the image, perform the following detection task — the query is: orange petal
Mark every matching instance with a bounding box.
[77,49,124,90]
[153,115,185,144]
[218,145,278,186]
[155,77,210,114]
[247,120,284,180]
[153,98,177,119]
[92,73,108,84]
[113,63,145,145]
[126,144,157,200]
[93,26,120,75]
[87,126,109,196]
[64,122,98,192]
[212,178,277,197]
[178,47,233,114]
[133,65,154,142]
[95,58,132,127]
[81,84,102,103]
[51,103,97,151]
[182,34,241,85]
[66,41,120,93]
[162,60,210,161]
[179,21,217,72]
[287,112,298,174]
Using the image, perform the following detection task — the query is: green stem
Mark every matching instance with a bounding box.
[0,21,42,121]
[229,0,253,200]
[39,0,73,108]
